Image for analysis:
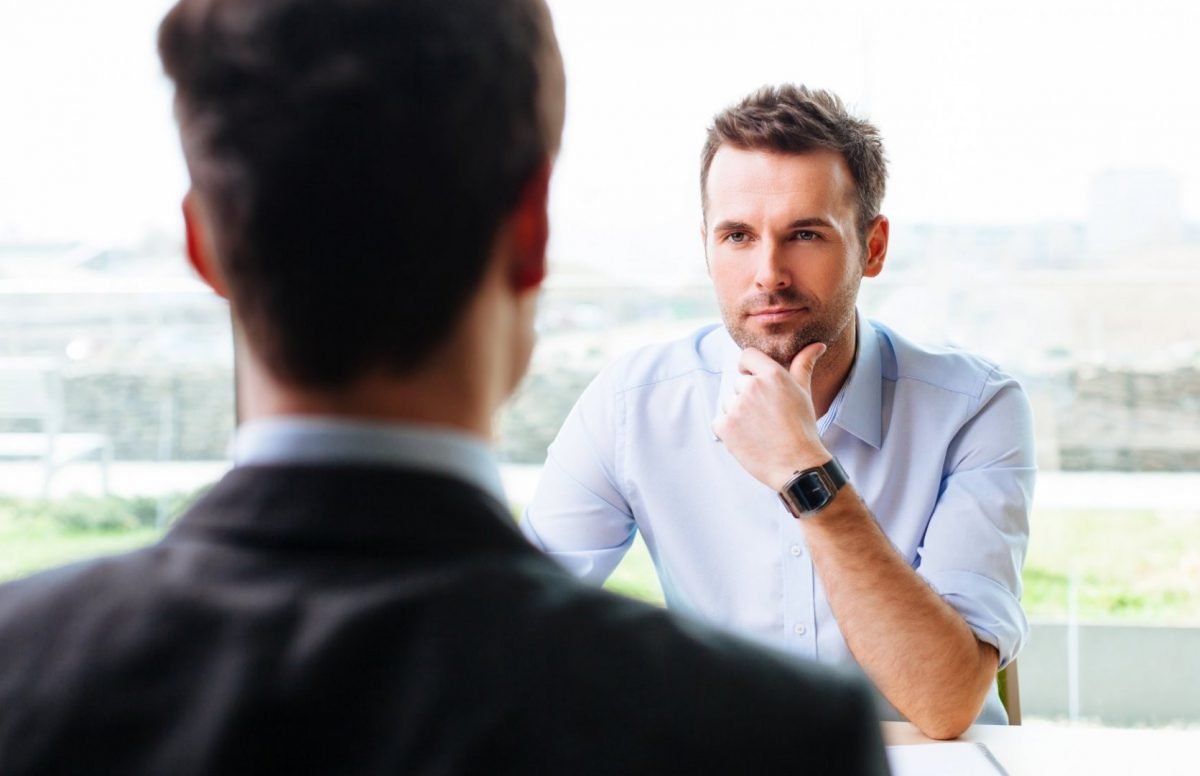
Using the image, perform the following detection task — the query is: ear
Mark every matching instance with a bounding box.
[862,214,889,279]
[183,191,229,298]
[508,160,553,293]
[700,221,711,275]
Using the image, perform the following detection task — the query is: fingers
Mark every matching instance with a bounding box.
[789,341,827,384]
[728,344,809,418]
[739,343,827,387]
[737,347,780,376]
[720,389,735,415]
[722,373,754,416]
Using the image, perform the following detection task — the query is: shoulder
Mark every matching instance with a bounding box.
[871,318,1022,404]
[0,547,162,627]
[582,324,725,398]
[0,546,168,690]
[490,560,884,768]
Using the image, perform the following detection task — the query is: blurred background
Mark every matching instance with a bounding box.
[1,0,1197,729]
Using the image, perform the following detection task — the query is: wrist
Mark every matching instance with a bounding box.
[769,447,833,492]
[778,457,848,519]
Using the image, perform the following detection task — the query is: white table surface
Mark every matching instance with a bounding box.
[883,721,1200,776]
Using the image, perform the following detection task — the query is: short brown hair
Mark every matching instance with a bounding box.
[159,0,563,388]
[701,84,887,238]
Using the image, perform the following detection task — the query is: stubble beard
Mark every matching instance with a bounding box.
[722,279,860,368]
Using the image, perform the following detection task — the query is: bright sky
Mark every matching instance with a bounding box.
[2,0,1198,277]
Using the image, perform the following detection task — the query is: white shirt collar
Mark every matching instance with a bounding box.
[234,416,506,504]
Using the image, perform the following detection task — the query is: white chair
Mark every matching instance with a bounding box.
[0,358,111,496]
[998,659,1021,725]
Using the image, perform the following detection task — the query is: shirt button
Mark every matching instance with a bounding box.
[794,624,807,636]
[790,544,803,557]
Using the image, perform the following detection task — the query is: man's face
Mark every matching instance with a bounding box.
[703,146,876,366]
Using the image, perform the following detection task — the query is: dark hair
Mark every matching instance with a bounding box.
[159,0,563,387]
[700,84,887,238]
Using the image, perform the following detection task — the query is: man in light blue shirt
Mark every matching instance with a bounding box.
[523,84,1035,739]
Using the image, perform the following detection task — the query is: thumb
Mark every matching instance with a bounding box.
[789,341,827,385]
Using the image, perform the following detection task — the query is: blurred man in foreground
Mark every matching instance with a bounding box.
[0,3,889,773]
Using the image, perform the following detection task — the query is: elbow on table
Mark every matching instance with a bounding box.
[909,681,991,740]
[910,640,1002,739]
[913,710,975,741]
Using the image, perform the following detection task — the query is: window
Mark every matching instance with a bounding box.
[3,0,1197,731]
[0,1,233,576]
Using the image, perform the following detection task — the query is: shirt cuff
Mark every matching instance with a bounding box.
[921,569,1029,669]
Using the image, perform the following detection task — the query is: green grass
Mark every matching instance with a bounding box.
[6,498,1200,625]
[0,520,161,580]
[1023,508,1200,622]
[602,534,664,604]
[0,493,194,582]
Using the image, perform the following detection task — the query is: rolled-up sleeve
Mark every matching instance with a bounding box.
[915,378,1036,669]
[520,368,636,584]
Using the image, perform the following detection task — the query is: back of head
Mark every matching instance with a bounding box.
[700,84,887,238]
[159,0,564,388]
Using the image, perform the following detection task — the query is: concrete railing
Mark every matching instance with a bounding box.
[1022,620,1200,727]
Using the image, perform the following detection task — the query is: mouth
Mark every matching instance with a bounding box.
[747,307,806,324]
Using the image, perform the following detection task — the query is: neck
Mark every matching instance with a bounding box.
[810,315,858,418]
[239,370,494,440]
[234,330,500,443]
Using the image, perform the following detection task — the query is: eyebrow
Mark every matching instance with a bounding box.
[787,218,835,230]
[712,218,835,233]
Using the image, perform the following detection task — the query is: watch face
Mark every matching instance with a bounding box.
[791,470,834,511]
[780,459,846,518]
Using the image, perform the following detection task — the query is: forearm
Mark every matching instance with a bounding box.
[711,345,1006,736]
[803,485,998,739]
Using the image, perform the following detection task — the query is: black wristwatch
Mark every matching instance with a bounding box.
[778,458,849,518]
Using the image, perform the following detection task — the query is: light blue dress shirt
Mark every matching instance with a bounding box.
[234,416,505,504]
[521,310,1035,724]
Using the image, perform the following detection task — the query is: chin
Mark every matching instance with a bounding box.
[762,344,803,368]
[729,325,813,365]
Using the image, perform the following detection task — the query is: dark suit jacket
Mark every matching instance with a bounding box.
[0,464,889,774]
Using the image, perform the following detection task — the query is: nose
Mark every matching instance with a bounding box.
[752,239,789,290]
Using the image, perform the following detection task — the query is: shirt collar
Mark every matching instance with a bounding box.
[836,309,884,449]
[233,416,507,504]
[712,308,883,449]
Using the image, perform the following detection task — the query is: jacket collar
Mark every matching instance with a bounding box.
[167,463,528,557]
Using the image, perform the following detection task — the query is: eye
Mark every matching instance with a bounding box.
[727,231,748,243]
[792,230,819,241]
